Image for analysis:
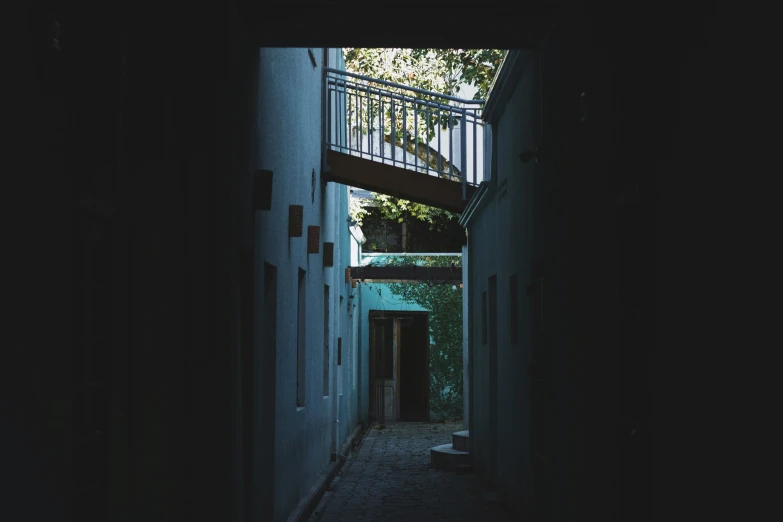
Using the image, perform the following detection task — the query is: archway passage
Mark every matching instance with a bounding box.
[369,311,430,423]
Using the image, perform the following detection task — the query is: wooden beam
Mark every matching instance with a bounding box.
[350,265,461,282]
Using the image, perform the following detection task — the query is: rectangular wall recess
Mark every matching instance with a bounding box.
[308,226,320,254]
[323,242,334,266]
[289,205,303,237]
[253,170,273,211]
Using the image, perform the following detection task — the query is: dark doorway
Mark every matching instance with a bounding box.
[369,311,429,423]
[399,313,429,421]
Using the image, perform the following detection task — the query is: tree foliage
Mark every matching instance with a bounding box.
[356,206,465,253]
[350,192,457,232]
[381,255,464,420]
[344,48,505,102]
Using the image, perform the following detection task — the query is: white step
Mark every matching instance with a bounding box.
[430,443,470,471]
[452,430,470,452]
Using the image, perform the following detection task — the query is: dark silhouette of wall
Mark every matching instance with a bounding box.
[19,4,261,521]
[14,3,737,521]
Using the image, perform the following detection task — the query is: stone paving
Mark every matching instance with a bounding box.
[310,422,516,522]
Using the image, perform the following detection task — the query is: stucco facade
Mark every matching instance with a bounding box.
[462,49,538,519]
[254,48,365,521]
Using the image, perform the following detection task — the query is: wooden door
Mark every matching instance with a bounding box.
[370,317,398,423]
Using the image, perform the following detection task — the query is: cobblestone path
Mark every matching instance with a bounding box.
[311,422,515,522]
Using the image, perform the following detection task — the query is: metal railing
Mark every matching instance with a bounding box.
[324,67,485,200]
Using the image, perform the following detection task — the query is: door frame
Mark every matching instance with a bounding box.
[369,314,394,422]
[368,310,430,422]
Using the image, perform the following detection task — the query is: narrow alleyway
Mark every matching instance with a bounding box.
[311,423,515,522]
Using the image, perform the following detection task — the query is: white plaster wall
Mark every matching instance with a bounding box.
[255,47,358,522]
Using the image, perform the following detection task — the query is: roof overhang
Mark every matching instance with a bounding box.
[458,180,494,228]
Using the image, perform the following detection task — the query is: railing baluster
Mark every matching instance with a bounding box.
[378,89,386,163]
[390,95,395,167]
[414,98,418,172]
[337,79,341,151]
[357,87,362,155]
[340,79,344,151]
[367,83,371,159]
[461,106,467,200]
[335,78,339,151]
[426,100,430,176]
[473,108,477,185]
[437,103,442,175]
[376,89,379,159]
[402,94,408,169]
[449,107,453,179]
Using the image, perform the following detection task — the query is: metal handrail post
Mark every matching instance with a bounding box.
[472,108,477,185]
[461,107,467,200]
[391,97,396,167]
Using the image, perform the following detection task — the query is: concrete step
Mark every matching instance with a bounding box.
[452,430,470,452]
[430,443,470,472]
